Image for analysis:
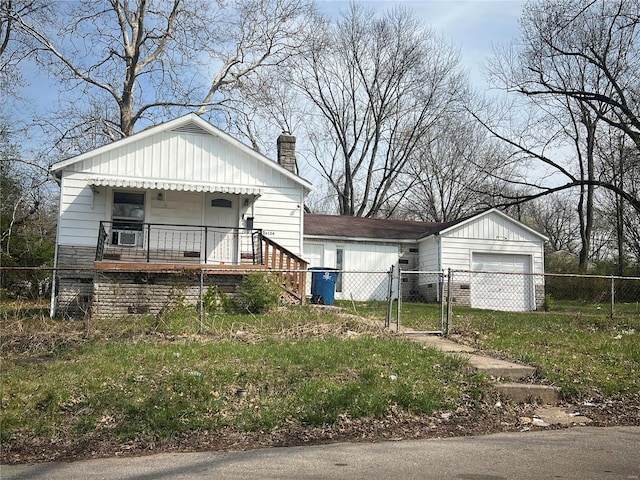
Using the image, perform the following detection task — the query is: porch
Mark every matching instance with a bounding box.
[94,221,308,302]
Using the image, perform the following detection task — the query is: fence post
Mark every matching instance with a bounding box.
[396,267,402,333]
[385,266,394,329]
[440,271,445,333]
[610,275,615,322]
[199,268,204,334]
[446,268,452,336]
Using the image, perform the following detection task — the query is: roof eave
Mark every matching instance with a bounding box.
[304,233,419,243]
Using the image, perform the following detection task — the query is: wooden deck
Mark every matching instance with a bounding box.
[94,233,309,302]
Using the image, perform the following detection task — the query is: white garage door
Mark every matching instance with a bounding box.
[471,253,534,311]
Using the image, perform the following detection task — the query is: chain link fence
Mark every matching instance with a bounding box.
[2,266,639,335]
[395,270,640,334]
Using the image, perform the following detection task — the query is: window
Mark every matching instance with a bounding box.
[112,192,144,245]
[336,247,343,293]
[211,198,233,208]
[113,192,145,223]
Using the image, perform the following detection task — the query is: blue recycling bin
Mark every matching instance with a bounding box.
[310,268,339,305]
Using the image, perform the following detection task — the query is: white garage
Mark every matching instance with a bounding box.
[418,209,547,311]
[470,253,535,311]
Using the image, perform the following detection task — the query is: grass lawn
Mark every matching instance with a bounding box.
[1,301,486,456]
[402,301,640,399]
[2,298,638,463]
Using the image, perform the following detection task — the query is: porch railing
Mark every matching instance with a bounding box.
[260,234,308,301]
[96,221,262,265]
[95,221,308,301]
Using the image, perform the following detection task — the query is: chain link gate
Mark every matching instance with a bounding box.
[389,270,448,334]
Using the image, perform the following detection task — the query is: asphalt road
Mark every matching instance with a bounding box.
[3,426,639,480]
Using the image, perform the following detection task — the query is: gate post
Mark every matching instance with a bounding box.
[385,266,394,329]
[446,268,452,336]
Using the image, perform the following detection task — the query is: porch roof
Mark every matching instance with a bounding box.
[88,176,262,195]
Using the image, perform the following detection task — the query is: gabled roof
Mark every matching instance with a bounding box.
[49,113,313,192]
[304,213,459,241]
[304,209,548,242]
[431,208,548,241]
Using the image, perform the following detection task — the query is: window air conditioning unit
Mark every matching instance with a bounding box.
[115,230,140,247]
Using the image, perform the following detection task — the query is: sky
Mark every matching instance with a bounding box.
[318,0,525,92]
[19,0,526,112]
[11,0,527,164]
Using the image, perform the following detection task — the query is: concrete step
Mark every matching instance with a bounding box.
[403,333,476,353]
[465,354,536,381]
[495,382,561,404]
[401,332,561,405]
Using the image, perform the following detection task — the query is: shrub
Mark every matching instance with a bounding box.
[203,285,234,314]
[543,294,554,312]
[234,273,283,314]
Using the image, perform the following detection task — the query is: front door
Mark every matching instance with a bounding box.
[205,194,239,263]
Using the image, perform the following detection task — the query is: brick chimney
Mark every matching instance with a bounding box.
[277,131,297,174]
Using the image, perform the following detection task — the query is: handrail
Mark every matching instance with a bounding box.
[259,233,308,301]
[96,222,108,261]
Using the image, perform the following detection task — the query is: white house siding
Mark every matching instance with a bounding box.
[445,211,542,244]
[439,237,544,272]
[303,239,398,301]
[418,236,440,271]
[58,173,108,247]
[56,132,306,256]
[69,130,291,190]
[252,182,304,255]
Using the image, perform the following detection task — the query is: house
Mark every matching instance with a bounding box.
[303,210,547,311]
[49,114,312,317]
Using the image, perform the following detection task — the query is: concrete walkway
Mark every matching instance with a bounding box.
[402,331,561,404]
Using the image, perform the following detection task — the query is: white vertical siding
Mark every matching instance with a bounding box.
[446,211,541,243]
[58,173,107,246]
[440,237,544,274]
[73,131,293,189]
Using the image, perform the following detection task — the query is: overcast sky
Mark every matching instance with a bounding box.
[319,0,525,92]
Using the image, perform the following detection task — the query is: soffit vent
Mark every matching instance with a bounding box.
[170,122,210,135]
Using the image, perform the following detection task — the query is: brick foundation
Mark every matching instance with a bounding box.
[92,271,245,318]
[55,246,95,318]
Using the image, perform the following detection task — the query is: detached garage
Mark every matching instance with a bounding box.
[304,209,547,311]
[418,209,547,311]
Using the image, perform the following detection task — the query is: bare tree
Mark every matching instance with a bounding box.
[1,0,46,96]
[7,0,315,150]
[598,132,640,273]
[481,0,640,214]
[293,3,466,217]
[398,109,515,223]
[524,193,580,254]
